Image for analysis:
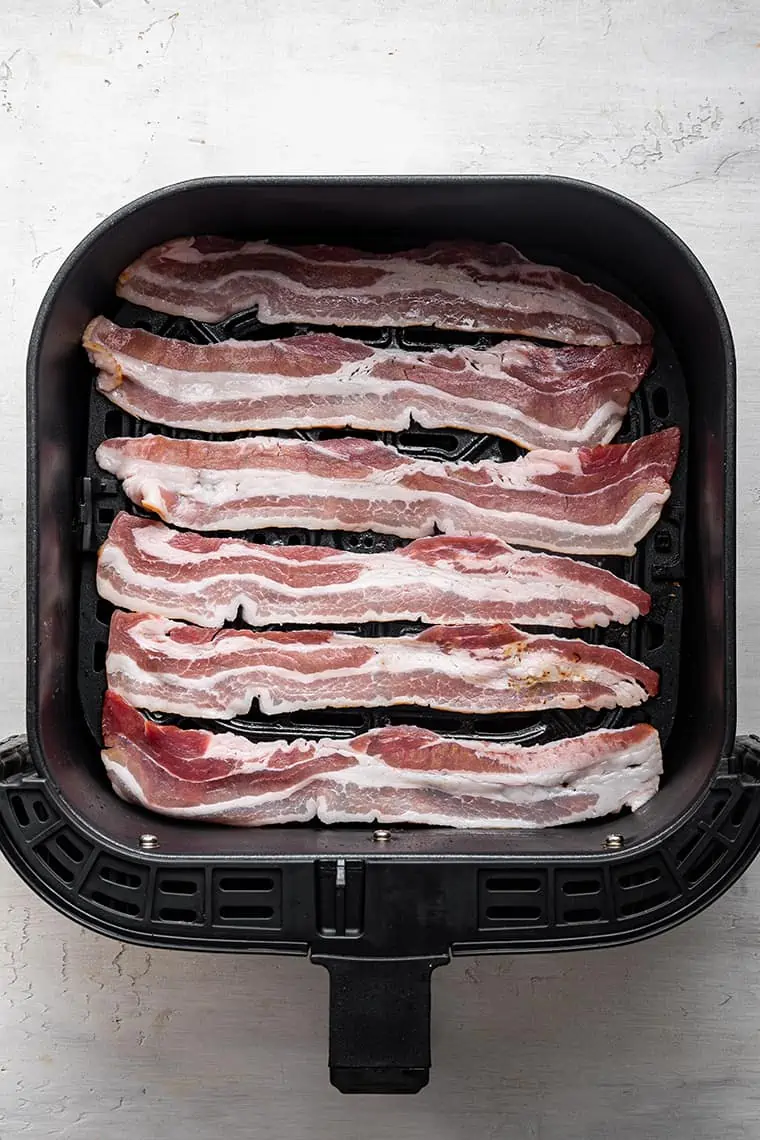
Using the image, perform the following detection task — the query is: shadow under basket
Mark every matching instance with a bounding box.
[4,177,758,1093]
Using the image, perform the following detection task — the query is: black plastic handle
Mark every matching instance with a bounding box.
[731,734,760,776]
[315,954,449,1094]
[0,735,32,781]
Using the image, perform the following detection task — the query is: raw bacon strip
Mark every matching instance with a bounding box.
[106,612,659,719]
[101,692,663,828]
[116,237,653,346]
[83,316,652,450]
[98,512,651,630]
[96,428,680,556]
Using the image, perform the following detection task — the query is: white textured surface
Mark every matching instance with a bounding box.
[2,0,760,1133]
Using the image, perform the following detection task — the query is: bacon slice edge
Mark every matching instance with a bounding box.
[115,237,653,346]
[106,612,660,719]
[102,692,662,828]
[96,428,680,557]
[84,316,652,450]
[98,512,651,630]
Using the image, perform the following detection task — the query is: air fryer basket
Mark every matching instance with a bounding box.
[2,177,758,1094]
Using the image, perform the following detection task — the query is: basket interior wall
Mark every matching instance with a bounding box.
[27,180,733,858]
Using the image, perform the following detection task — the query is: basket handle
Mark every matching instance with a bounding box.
[314,954,449,1094]
[0,736,33,780]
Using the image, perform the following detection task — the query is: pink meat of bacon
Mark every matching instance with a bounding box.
[83,316,652,450]
[115,236,653,346]
[106,612,659,719]
[96,428,680,557]
[98,512,650,630]
[101,692,663,828]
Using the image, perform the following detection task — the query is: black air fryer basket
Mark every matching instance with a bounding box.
[3,177,758,1093]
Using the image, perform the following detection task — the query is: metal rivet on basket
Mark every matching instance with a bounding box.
[373,829,392,842]
[139,833,160,850]
[604,833,625,850]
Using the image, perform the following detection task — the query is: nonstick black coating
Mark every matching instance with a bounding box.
[27,177,735,860]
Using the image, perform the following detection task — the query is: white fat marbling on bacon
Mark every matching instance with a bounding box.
[106,612,659,719]
[101,692,662,827]
[98,513,650,629]
[96,429,680,556]
[83,317,652,449]
[115,237,653,346]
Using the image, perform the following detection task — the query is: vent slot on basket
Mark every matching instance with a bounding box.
[90,891,140,916]
[618,891,671,917]
[100,864,141,889]
[556,869,607,924]
[721,792,753,839]
[35,828,93,887]
[613,858,677,918]
[161,879,198,895]
[37,842,74,884]
[218,875,274,892]
[33,799,50,823]
[95,598,112,625]
[10,794,28,827]
[486,875,542,893]
[706,789,732,823]
[650,386,670,420]
[561,878,602,897]
[157,906,198,923]
[478,869,549,928]
[152,869,206,925]
[80,856,149,921]
[104,409,125,438]
[8,791,61,840]
[486,904,543,922]
[211,868,282,928]
[675,828,702,866]
[617,866,661,890]
[684,839,729,887]
[396,430,462,454]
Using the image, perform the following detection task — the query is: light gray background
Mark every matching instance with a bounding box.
[2,1,760,1135]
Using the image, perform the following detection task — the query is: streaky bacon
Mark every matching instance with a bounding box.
[106,612,659,719]
[101,692,663,828]
[96,428,680,556]
[115,237,653,346]
[83,316,652,450]
[98,512,651,630]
